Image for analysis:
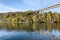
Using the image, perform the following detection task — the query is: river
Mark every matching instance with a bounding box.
[0,22,60,40]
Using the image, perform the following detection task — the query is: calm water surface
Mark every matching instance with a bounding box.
[0,22,60,40]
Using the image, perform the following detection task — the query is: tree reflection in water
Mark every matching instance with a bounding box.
[0,23,60,33]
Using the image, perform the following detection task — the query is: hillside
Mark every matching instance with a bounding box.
[0,11,60,23]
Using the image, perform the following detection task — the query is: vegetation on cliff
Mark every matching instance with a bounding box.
[0,11,60,23]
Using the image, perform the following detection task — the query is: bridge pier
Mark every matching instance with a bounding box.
[39,10,42,14]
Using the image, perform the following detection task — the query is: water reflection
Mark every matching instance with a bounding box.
[0,23,59,33]
[0,23,60,32]
[0,23,60,40]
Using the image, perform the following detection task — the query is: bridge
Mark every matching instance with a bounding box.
[35,4,60,23]
[36,4,60,14]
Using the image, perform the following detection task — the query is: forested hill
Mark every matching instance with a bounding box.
[0,11,60,23]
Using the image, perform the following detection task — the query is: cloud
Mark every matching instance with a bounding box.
[0,4,20,13]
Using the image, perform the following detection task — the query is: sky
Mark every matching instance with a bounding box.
[0,0,60,13]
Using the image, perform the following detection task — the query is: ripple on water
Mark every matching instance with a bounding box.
[0,31,51,40]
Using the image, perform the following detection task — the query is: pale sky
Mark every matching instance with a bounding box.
[0,0,60,13]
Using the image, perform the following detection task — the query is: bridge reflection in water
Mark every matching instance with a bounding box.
[0,22,60,32]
